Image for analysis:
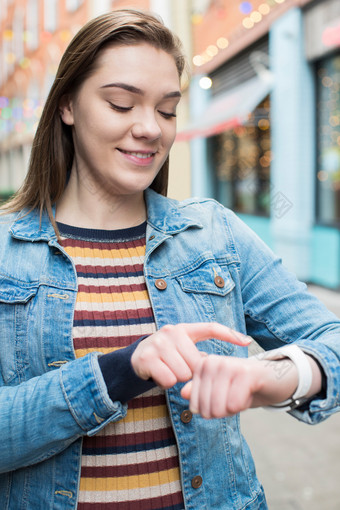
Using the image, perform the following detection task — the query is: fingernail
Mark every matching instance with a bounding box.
[235,332,252,344]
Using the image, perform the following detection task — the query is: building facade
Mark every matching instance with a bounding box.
[177,0,340,289]
[0,0,192,203]
[2,0,340,288]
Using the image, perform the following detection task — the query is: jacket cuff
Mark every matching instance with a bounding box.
[60,353,128,436]
[290,337,340,423]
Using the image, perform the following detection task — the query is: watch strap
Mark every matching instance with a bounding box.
[258,345,313,411]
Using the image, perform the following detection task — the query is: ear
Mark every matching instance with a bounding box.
[59,94,74,125]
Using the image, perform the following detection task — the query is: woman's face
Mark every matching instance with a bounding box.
[60,43,181,199]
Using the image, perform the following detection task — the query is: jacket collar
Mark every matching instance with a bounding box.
[9,189,202,241]
[145,188,202,234]
[9,207,57,242]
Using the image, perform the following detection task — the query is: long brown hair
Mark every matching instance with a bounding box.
[2,9,186,229]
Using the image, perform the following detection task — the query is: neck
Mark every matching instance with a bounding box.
[56,173,147,230]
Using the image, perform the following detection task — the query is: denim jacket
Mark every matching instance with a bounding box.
[0,188,340,510]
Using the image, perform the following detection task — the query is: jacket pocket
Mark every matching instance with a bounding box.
[0,275,38,303]
[177,259,235,296]
[0,275,39,384]
[176,259,237,355]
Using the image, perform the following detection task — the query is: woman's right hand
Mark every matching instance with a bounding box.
[130,322,251,389]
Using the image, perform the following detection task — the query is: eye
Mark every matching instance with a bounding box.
[108,102,133,112]
[158,110,177,120]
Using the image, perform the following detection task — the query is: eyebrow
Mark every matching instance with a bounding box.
[100,82,181,99]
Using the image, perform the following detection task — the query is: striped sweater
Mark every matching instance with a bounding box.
[58,222,184,510]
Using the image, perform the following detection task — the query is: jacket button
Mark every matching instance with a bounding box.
[180,410,193,423]
[155,279,167,290]
[214,275,225,288]
[191,475,203,489]
[149,235,155,241]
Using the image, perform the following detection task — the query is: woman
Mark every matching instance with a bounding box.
[0,9,339,510]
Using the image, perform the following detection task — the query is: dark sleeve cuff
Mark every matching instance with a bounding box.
[98,336,156,404]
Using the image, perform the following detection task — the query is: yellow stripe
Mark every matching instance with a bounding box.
[124,404,168,423]
[74,347,121,358]
[63,245,145,259]
[76,290,149,303]
[79,467,180,492]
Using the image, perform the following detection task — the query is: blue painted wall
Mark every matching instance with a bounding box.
[189,7,340,289]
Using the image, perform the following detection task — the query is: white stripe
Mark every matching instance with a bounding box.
[75,300,152,312]
[81,444,179,468]
[77,480,182,503]
[77,275,146,287]
[72,256,143,266]
[73,323,156,339]
[96,415,170,437]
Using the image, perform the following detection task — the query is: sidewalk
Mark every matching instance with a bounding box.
[241,285,340,510]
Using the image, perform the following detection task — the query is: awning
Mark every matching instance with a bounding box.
[176,73,272,142]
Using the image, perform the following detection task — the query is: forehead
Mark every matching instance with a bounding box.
[92,43,180,86]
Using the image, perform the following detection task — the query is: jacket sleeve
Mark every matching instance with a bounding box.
[0,334,156,474]
[0,352,127,473]
[224,207,340,424]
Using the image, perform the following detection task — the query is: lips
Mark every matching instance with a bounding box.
[118,149,156,159]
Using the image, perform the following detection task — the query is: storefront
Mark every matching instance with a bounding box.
[316,54,340,226]
[305,0,340,287]
[178,0,340,288]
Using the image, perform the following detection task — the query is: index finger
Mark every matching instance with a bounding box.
[182,322,252,346]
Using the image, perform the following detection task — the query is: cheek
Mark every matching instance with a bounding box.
[163,124,177,148]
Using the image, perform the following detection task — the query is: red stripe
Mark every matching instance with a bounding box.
[60,237,145,250]
[77,283,147,294]
[128,394,166,409]
[73,334,150,350]
[83,427,174,449]
[76,263,144,274]
[80,455,180,478]
[77,491,184,510]
[74,308,153,322]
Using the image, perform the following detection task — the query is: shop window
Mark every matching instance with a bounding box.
[26,0,39,51]
[66,0,83,12]
[44,0,58,32]
[316,54,340,225]
[212,96,271,216]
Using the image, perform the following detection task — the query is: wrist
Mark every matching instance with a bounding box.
[255,345,313,411]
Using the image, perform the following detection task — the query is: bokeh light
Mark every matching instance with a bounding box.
[199,76,213,90]
[240,2,253,15]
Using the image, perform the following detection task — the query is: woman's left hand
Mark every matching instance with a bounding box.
[180,353,321,419]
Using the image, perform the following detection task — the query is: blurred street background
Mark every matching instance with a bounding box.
[1,0,340,508]
[242,284,340,510]
[1,0,340,289]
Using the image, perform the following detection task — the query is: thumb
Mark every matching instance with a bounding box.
[181,380,192,400]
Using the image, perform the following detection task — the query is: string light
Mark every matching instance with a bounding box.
[243,17,254,29]
[217,37,229,49]
[59,29,72,42]
[250,11,262,23]
[199,76,213,89]
[19,57,30,69]
[240,2,253,14]
[192,0,287,68]
[0,97,9,108]
[206,45,218,57]
[259,3,270,14]
[0,96,43,137]
[5,52,16,64]
[3,29,13,40]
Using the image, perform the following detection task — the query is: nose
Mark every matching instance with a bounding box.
[131,110,162,141]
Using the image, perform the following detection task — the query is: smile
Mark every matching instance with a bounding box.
[119,149,155,159]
